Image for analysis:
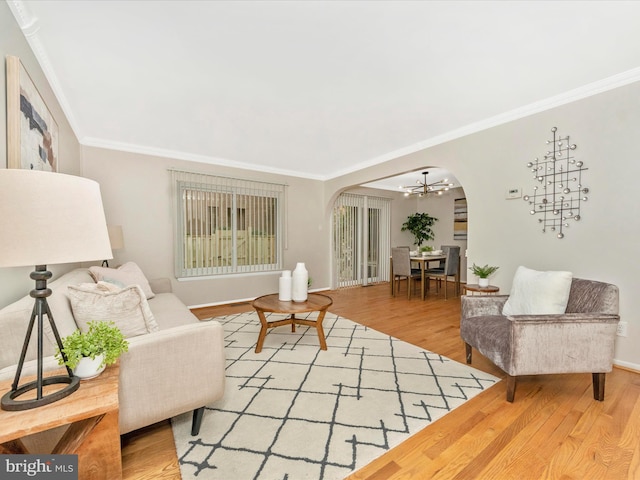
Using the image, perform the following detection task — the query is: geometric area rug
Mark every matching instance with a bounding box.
[171,311,499,479]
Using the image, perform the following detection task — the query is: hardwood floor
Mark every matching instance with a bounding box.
[121,282,640,479]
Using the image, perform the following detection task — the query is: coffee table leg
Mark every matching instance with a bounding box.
[315,310,328,350]
[255,309,268,353]
[291,314,296,332]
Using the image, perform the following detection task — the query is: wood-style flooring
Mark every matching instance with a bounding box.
[121,281,640,479]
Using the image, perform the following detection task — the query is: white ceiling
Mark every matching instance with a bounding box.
[362,167,458,193]
[8,1,640,182]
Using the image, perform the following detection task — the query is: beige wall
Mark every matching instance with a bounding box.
[325,81,640,369]
[81,147,329,307]
[2,2,639,368]
[0,3,82,305]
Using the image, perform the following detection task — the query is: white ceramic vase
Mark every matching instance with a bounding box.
[279,270,292,301]
[73,354,106,380]
[478,277,490,288]
[291,262,309,302]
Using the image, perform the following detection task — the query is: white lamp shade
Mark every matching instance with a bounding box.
[0,170,112,267]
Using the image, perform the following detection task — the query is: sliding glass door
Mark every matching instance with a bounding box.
[332,193,390,288]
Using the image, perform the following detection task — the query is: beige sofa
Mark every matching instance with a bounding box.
[0,268,225,436]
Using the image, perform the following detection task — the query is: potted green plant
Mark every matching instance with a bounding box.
[56,320,129,379]
[469,263,499,287]
[401,212,438,247]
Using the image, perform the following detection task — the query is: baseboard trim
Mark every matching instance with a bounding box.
[188,287,330,310]
[613,359,640,374]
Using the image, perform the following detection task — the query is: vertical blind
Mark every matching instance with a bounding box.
[171,169,286,278]
[333,193,390,288]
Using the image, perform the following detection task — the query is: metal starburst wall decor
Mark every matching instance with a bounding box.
[523,127,589,239]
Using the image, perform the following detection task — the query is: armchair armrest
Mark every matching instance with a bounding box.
[461,295,509,319]
[508,312,620,325]
[118,320,225,434]
[507,312,620,376]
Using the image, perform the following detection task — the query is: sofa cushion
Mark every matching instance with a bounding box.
[147,292,199,330]
[502,266,573,316]
[42,269,96,358]
[89,262,155,299]
[68,282,159,338]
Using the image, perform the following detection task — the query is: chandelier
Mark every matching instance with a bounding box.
[402,171,453,197]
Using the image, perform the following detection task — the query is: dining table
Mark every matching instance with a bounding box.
[390,253,451,300]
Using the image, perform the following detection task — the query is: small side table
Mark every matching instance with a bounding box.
[0,364,121,479]
[463,284,500,295]
[252,293,333,353]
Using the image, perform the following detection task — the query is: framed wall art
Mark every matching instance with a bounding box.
[6,55,58,171]
[454,197,467,240]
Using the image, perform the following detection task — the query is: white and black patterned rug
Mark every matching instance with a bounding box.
[171,311,499,479]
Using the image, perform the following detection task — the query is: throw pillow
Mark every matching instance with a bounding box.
[68,282,159,338]
[502,266,573,315]
[89,262,155,299]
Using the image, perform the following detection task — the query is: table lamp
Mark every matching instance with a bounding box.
[103,225,125,267]
[0,170,112,411]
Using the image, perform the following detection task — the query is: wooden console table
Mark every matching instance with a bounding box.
[0,364,122,479]
[252,293,333,353]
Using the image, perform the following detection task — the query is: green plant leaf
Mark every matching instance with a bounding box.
[468,263,499,278]
[401,213,438,246]
[55,320,129,370]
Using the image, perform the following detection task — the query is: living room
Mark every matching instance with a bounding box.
[1,1,639,479]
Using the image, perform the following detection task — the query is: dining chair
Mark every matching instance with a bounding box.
[391,247,422,299]
[424,246,460,299]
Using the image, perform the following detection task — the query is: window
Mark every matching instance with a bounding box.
[171,170,286,278]
[332,193,390,288]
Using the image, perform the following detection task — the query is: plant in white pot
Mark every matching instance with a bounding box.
[56,320,129,380]
[469,263,499,287]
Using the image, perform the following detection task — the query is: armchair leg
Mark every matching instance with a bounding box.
[465,343,472,364]
[593,373,606,401]
[506,375,516,403]
[191,407,205,436]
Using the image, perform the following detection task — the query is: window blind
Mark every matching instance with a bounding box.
[333,193,390,288]
[171,169,286,278]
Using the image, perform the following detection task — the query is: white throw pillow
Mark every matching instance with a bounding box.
[89,262,155,299]
[502,266,573,315]
[68,282,159,338]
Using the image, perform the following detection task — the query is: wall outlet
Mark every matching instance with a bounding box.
[506,187,522,199]
[616,321,628,337]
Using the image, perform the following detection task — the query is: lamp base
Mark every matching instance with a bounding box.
[0,265,80,412]
[1,375,80,411]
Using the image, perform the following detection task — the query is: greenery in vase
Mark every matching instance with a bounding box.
[419,245,433,253]
[56,320,129,370]
[469,263,499,279]
[401,213,438,246]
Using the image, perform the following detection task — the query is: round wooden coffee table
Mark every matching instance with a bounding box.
[251,293,333,353]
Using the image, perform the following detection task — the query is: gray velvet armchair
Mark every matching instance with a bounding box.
[460,278,620,402]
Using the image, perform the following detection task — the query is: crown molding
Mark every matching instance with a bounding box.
[8,0,640,182]
[80,137,327,181]
[7,0,85,141]
[326,68,640,181]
